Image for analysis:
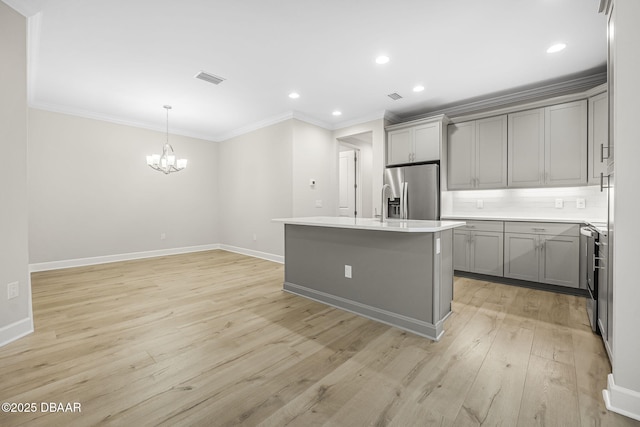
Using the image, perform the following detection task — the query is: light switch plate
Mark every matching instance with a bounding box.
[315,199,322,208]
[7,282,19,300]
[476,200,483,209]
[555,198,564,209]
[344,265,352,279]
[576,198,586,209]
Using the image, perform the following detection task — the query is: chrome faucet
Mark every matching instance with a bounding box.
[380,184,391,223]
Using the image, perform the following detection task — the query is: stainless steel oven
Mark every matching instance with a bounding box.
[580,226,599,333]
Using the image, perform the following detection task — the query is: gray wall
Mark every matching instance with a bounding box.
[292,119,337,217]
[28,109,219,264]
[217,119,294,257]
[0,2,31,342]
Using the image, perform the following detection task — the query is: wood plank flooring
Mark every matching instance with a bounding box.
[0,250,637,426]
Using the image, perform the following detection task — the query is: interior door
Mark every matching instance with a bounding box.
[338,150,356,217]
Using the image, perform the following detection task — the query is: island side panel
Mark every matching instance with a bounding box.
[438,229,454,322]
[284,224,434,324]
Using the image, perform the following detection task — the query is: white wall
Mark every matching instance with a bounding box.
[28,109,219,265]
[292,119,337,217]
[608,0,640,419]
[217,119,293,258]
[0,2,32,345]
[442,185,607,222]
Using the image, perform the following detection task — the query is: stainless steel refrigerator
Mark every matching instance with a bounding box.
[384,163,440,220]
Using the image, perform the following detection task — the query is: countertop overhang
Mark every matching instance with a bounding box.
[273,216,465,233]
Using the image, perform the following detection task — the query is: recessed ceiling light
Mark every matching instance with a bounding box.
[332,110,342,116]
[413,85,425,92]
[288,92,300,99]
[546,43,567,53]
[375,55,390,65]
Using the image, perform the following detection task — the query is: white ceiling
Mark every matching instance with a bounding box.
[4,0,607,141]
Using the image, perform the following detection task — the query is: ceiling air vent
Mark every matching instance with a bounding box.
[387,92,403,100]
[195,71,226,85]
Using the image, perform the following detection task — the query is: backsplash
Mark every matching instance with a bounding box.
[441,185,607,222]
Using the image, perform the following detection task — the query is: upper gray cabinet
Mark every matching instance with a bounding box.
[508,100,587,187]
[387,115,447,166]
[588,91,608,185]
[447,115,507,190]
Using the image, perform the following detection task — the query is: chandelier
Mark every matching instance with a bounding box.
[146,105,187,174]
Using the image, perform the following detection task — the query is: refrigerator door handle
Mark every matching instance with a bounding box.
[402,181,409,220]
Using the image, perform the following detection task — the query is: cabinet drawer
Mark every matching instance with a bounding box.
[504,221,579,237]
[458,220,504,233]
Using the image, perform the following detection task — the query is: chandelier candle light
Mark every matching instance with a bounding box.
[146,105,188,174]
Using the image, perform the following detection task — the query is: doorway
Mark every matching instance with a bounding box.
[338,147,360,217]
[337,132,373,218]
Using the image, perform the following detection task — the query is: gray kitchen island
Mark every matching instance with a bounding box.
[273,217,465,340]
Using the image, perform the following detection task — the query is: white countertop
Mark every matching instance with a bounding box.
[273,216,466,233]
[442,215,607,225]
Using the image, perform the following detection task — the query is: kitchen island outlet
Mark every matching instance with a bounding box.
[273,217,465,340]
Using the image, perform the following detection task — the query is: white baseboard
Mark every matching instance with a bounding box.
[29,244,221,272]
[28,243,283,273]
[219,244,284,264]
[0,317,34,348]
[603,373,640,422]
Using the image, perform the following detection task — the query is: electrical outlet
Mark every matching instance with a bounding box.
[7,282,19,300]
[476,200,484,209]
[315,199,323,208]
[576,198,586,209]
[555,198,564,209]
[344,265,352,279]
[160,233,166,240]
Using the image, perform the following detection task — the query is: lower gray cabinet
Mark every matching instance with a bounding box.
[504,222,580,288]
[454,221,504,276]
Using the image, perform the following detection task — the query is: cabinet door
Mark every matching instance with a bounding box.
[447,121,475,189]
[545,100,588,186]
[476,115,507,188]
[387,128,412,165]
[508,109,545,187]
[453,230,470,271]
[540,235,579,288]
[504,233,539,281]
[413,122,440,162]
[470,231,504,276]
[588,92,608,185]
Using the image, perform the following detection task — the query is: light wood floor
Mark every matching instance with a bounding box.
[0,250,638,427]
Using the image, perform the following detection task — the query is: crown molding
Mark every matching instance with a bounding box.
[398,71,607,124]
[215,111,295,141]
[290,111,333,130]
[29,102,217,142]
[331,110,388,132]
[1,0,45,17]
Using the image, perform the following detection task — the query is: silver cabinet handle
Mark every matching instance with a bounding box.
[600,173,611,192]
[532,227,546,232]
[601,144,610,160]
